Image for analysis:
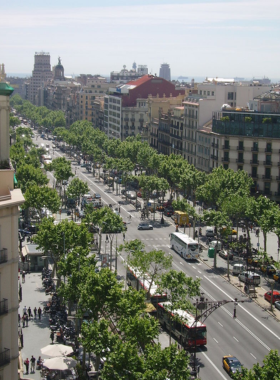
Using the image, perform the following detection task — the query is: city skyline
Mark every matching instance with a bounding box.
[1,0,280,80]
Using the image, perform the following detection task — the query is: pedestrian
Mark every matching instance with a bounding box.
[24,357,29,374]
[18,313,21,327]
[30,355,36,373]
[123,232,125,241]
[38,307,42,320]
[25,314,29,327]
[33,307,37,319]
[23,305,27,315]
[22,271,25,283]
[22,315,26,328]
[50,330,54,344]
[28,306,31,318]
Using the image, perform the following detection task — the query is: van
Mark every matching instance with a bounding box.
[232,263,245,276]
[206,226,215,237]
[209,240,222,251]
[172,211,189,226]
[238,271,261,286]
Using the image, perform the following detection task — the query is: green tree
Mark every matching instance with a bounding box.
[66,177,89,205]
[16,164,49,193]
[23,184,61,219]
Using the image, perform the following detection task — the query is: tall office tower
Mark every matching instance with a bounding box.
[0,83,25,379]
[159,63,171,81]
[28,52,53,104]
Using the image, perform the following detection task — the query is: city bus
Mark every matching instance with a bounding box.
[126,265,167,305]
[170,232,199,260]
[157,301,207,348]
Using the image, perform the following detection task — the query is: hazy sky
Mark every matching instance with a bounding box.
[1,0,280,79]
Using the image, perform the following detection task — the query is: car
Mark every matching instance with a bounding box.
[275,301,280,311]
[238,271,261,285]
[94,193,101,199]
[222,355,242,376]
[164,207,174,217]
[80,163,87,167]
[62,180,68,186]
[219,250,233,260]
[273,271,280,282]
[266,265,277,275]
[264,291,280,304]
[138,223,153,230]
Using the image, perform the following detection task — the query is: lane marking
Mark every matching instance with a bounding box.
[198,270,202,274]
[192,266,196,269]
[218,322,223,327]
[201,286,271,352]
[250,353,256,360]
[213,338,219,343]
[200,351,228,380]
[233,336,239,342]
[180,262,184,266]
[203,275,280,341]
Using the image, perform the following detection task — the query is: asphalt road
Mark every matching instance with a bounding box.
[35,134,280,380]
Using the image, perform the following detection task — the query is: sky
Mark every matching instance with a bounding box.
[1,0,280,80]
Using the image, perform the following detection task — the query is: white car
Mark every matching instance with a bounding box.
[138,223,153,230]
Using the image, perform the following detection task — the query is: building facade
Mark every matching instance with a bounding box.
[27,52,53,104]
[110,65,148,84]
[0,83,25,379]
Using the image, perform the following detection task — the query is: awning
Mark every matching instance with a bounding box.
[22,244,44,257]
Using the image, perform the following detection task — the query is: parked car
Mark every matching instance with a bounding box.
[94,193,101,199]
[222,355,242,376]
[264,291,280,304]
[273,271,280,282]
[219,250,233,260]
[138,223,153,230]
[266,265,277,275]
[275,301,280,311]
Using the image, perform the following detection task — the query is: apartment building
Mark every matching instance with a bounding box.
[110,65,148,84]
[211,109,280,200]
[104,75,185,141]
[159,63,171,81]
[0,83,25,379]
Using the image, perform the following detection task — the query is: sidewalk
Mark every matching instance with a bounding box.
[19,272,53,379]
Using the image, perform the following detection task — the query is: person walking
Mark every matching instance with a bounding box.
[28,306,32,318]
[24,357,29,374]
[30,355,36,373]
[25,314,29,327]
[50,330,54,344]
[33,307,37,319]
[38,307,42,320]
[22,315,26,328]
[123,232,125,241]
[18,313,21,327]
[23,305,27,315]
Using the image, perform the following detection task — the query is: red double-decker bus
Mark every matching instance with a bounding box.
[157,302,207,348]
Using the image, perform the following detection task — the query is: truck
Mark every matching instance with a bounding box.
[171,211,189,226]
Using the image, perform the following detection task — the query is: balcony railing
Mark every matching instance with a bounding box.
[222,145,230,149]
[251,147,259,152]
[250,160,259,165]
[0,248,7,264]
[211,142,218,148]
[236,146,244,150]
[210,154,218,160]
[263,161,272,166]
[130,118,135,122]
[222,157,230,162]
[130,126,135,130]
[124,117,129,122]
[249,174,258,179]
[139,118,144,123]
[236,158,244,163]
[0,348,10,367]
[265,148,272,153]
[0,299,8,315]
[262,175,272,180]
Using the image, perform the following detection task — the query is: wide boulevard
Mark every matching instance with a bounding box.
[37,134,280,380]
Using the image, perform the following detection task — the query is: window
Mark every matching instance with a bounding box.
[266,142,272,152]
[238,152,243,162]
[207,91,210,96]
[224,164,228,170]
[265,167,271,179]
[264,182,271,195]
[238,166,243,171]
[252,166,257,178]
[211,91,214,96]
[266,154,271,164]
[252,153,258,164]
[224,140,229,149]
[238,141,244,150]
[252,142,258,151]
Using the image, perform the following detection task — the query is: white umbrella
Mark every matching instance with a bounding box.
[41,344,73,357]
[43,356,77,371]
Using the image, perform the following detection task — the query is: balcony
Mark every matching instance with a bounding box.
[130,126,135,131]
[130,118,135,122]
[262,175,272,180]
[139,118,144,123]
[0,348,10,367]
[236,146,244,151]
[124,125,129,130]
[222,145,230,150]
[222,157,230,162]
[124,117,129,122]
[263,160,272,166]
[0,248,7,264]
[211,142,218,148]
[0,299,8,316]
[250,160,259,165]
[265,148,272,153]
[249,174,258,179]
[210,154,218,160]
[275,191,280,197]
[236,158,244,163]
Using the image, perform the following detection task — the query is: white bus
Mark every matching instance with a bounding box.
[170,232,199,260]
